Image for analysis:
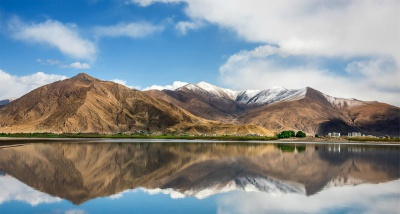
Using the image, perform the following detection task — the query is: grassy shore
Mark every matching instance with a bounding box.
[0,132,278,141]
[0,132,398,143]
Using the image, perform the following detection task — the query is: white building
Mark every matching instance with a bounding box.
[348,132,362,137]
[328,132,341,137]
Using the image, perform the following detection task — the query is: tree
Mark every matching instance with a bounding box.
[296,131,306,138]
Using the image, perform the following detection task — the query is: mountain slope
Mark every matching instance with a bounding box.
[146,83,399,136]
[0,73,270,135]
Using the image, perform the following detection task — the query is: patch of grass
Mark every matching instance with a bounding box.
[0,132,278,141]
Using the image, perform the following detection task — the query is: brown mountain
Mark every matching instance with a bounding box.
[146,83,400,136]
[0,73,270,135]
[0,142,398,204]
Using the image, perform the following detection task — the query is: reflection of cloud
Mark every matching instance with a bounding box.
[216,180,400,214]
[141,188,186,199]
[0,175,61,206]
[65,209,85,214]
[106,189,139,200]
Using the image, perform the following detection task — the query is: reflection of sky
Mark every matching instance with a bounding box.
[216,180,400,214]
[0,175,61,206]
[1,175,399,214]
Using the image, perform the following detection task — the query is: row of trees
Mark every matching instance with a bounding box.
[276,130,306,139]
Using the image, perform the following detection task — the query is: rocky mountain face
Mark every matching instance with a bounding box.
[0,73,270,135]
[0,143,398,203]
[146,82,400,136]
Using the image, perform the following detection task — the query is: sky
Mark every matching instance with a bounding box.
[0,0,399,106]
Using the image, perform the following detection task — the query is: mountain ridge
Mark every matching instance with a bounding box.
[0,73,398,136]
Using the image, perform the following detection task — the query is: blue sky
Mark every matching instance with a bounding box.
[0,0,399,106]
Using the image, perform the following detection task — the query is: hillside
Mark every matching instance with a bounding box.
[0,73,271,135]
[146,83,400,136]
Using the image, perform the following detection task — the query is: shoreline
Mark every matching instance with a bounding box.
[0,137,399,145]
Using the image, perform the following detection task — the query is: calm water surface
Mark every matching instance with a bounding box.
[0,141,399,214]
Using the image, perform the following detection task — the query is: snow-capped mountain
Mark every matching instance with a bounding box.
[145,80,399,136]
[178,81,239,100]
[323,94,370,109]
[177,82,306,106]
[142,176,305,199]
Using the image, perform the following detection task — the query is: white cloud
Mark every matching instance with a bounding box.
[111,79,141,90]
[143,81,188,91]
[0,175,61,206]
[69,62,91,69]
[65,209,86,214]
[217,180,400,214]
[0,70,67,100]
[152,0,399,63]
[219,45,400,106]
[136,0,400,106]
[94,22,163,39]
[36,59,91,70]
[9,17,96,60]
[175,20,204,35]
[36,59,62,66]
[129,0,181,7]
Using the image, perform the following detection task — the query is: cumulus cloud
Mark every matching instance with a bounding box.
[94,22,163,39]
[175,20,204,35]
[110,79,141,90]
[143,81,188,91]
[135,0,400,106]
[9,17,96,60]
[219,45,400,106]
[129,0,181,7]
[36,59,91,69]
[69,62,91,69]
[0,70,67,100]
[0,175,61,206]
[64,209,86,214]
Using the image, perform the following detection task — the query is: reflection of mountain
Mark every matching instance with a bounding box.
[0,143,398,204]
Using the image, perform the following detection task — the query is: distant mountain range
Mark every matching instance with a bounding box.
[146,80,399,136]
[0,73,398,136]
[0,98,16,107]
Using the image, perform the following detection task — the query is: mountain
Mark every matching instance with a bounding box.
[145,82,400,136]
[0,73,270,135]
[0,143,398,203]
[0,98,16,107]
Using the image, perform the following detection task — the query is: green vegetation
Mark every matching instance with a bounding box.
[295,131,306,138]
[276,144,306,153]
[276,130,295,139]
[276,130,306,139]
[276,144,295,152]
[0,132,278,141]
[314,134,319,138]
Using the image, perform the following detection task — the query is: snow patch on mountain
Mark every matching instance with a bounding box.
[237,87,306,106]
[323,94,366,109]
[177,81,307,106]
[186,81,239,100]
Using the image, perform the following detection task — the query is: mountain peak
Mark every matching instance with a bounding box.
[70,73,97,83]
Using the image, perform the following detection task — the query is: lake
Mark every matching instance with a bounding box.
[0,140,399,214]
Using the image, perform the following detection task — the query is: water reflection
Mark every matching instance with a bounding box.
[0,142,399,212]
